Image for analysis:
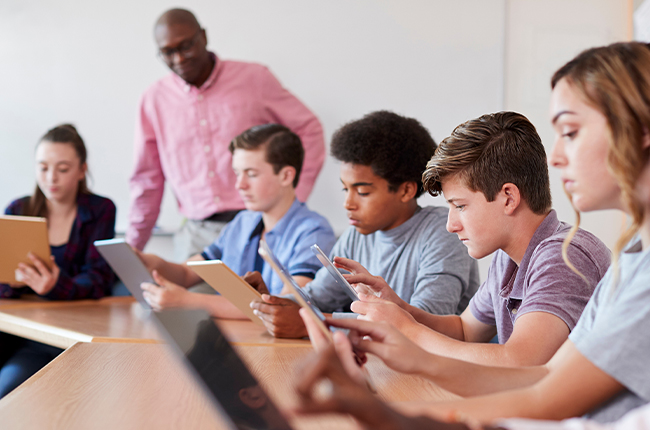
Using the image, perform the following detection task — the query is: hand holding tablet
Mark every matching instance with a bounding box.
[0,215,52,284]
[258,240,332,341]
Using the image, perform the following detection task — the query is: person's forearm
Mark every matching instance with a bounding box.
[415,353,548,397]
[405,328,541,368]
[148,257,196,288]
[405,304,465,340]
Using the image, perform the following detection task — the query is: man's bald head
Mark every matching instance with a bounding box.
[155,8,201,31]
[153,8,214,87]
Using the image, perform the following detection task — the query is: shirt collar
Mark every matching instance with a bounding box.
[247,198,303,241]
[172,52,221,94]
[375,206,422,242]
[507,209,561,299]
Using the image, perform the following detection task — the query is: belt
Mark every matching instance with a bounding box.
[202,209,242,223]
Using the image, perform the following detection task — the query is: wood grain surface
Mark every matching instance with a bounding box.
[0,342,458,429]
[0,296,310,348]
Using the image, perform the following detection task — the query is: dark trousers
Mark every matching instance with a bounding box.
[0,332,62,398]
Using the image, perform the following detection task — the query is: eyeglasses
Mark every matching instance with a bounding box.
[157,30,202,62]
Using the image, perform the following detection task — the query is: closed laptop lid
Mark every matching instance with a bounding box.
[151,308,293,430]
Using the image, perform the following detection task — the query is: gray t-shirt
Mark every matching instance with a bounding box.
[469,210,611,343]
[570,239,650,423]
[303,206,480,314]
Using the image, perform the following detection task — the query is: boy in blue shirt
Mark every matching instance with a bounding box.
[138,124,335,318]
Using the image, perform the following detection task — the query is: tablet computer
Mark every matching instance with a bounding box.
[258,240,332,341]
[0,215,52,284]
[151,308,292,430]
[94,238,152,309]
[310,244,359,301]
[186,260,264,326]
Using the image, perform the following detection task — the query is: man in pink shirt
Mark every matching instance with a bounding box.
[127,8,325,259]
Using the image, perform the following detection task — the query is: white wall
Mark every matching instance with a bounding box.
[0,0,504,233]
[0,0,631,276]
[504,0,630,250]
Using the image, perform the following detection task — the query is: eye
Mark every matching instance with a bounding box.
[562,130,577,140]
[455,204,465,211]
[357,192,370,197]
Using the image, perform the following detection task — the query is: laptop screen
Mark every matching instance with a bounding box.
[152,309,292,430]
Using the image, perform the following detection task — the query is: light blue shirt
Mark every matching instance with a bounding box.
[202,199,336,295]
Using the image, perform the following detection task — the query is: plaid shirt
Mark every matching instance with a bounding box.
[0,193,116,300]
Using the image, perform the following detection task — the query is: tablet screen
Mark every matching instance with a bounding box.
[310,244,359,301]
[258,240,330,339]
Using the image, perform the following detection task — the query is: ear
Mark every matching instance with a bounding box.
[500,183,521,215]
[78,162,88,181]
[200,28,208,46]
[277,166,296,187]
[398,181,418,203]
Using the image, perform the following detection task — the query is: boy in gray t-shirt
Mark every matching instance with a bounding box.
[348,112,610,368]
[249,111,479,338]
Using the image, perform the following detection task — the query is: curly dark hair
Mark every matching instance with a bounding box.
[330,111,437,198]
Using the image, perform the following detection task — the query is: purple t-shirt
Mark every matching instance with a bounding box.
[469,210,611,343]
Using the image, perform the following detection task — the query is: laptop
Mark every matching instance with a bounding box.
[151,308,292,430]
[94,238,152,309]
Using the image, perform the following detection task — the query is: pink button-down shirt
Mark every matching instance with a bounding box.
[127,55,325,250]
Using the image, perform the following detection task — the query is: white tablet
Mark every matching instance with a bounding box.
[186,260,264,326]
[310,244,359,301]
[94,238,152,309]
[258,240,332,341]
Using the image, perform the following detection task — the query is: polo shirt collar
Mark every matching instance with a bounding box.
[507,209,561,300]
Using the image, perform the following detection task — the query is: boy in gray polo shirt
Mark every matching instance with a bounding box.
[348,112,610,367]
[249,111,480,338]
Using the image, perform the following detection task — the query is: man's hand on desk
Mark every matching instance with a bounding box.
[250,294,308,338]
[141,270,194,311]
[16,253,60,295]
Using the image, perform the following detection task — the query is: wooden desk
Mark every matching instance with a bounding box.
[0,342,457,429]
[0,296,309,348]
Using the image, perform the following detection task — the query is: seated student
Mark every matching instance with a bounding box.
[297,321,650,430]
[138,124,336,316]
[293,42,650,425]
[0,124,116,397]
[249,111,480,338]
[341,111,610,367]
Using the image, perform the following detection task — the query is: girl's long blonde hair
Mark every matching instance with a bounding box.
[551,42,650,279]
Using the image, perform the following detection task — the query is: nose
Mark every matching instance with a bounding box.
[549,137,567,169]
[343,190,356,211]
[235,174,247,190]
[446,208,461,234]
[48,169,58,184]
